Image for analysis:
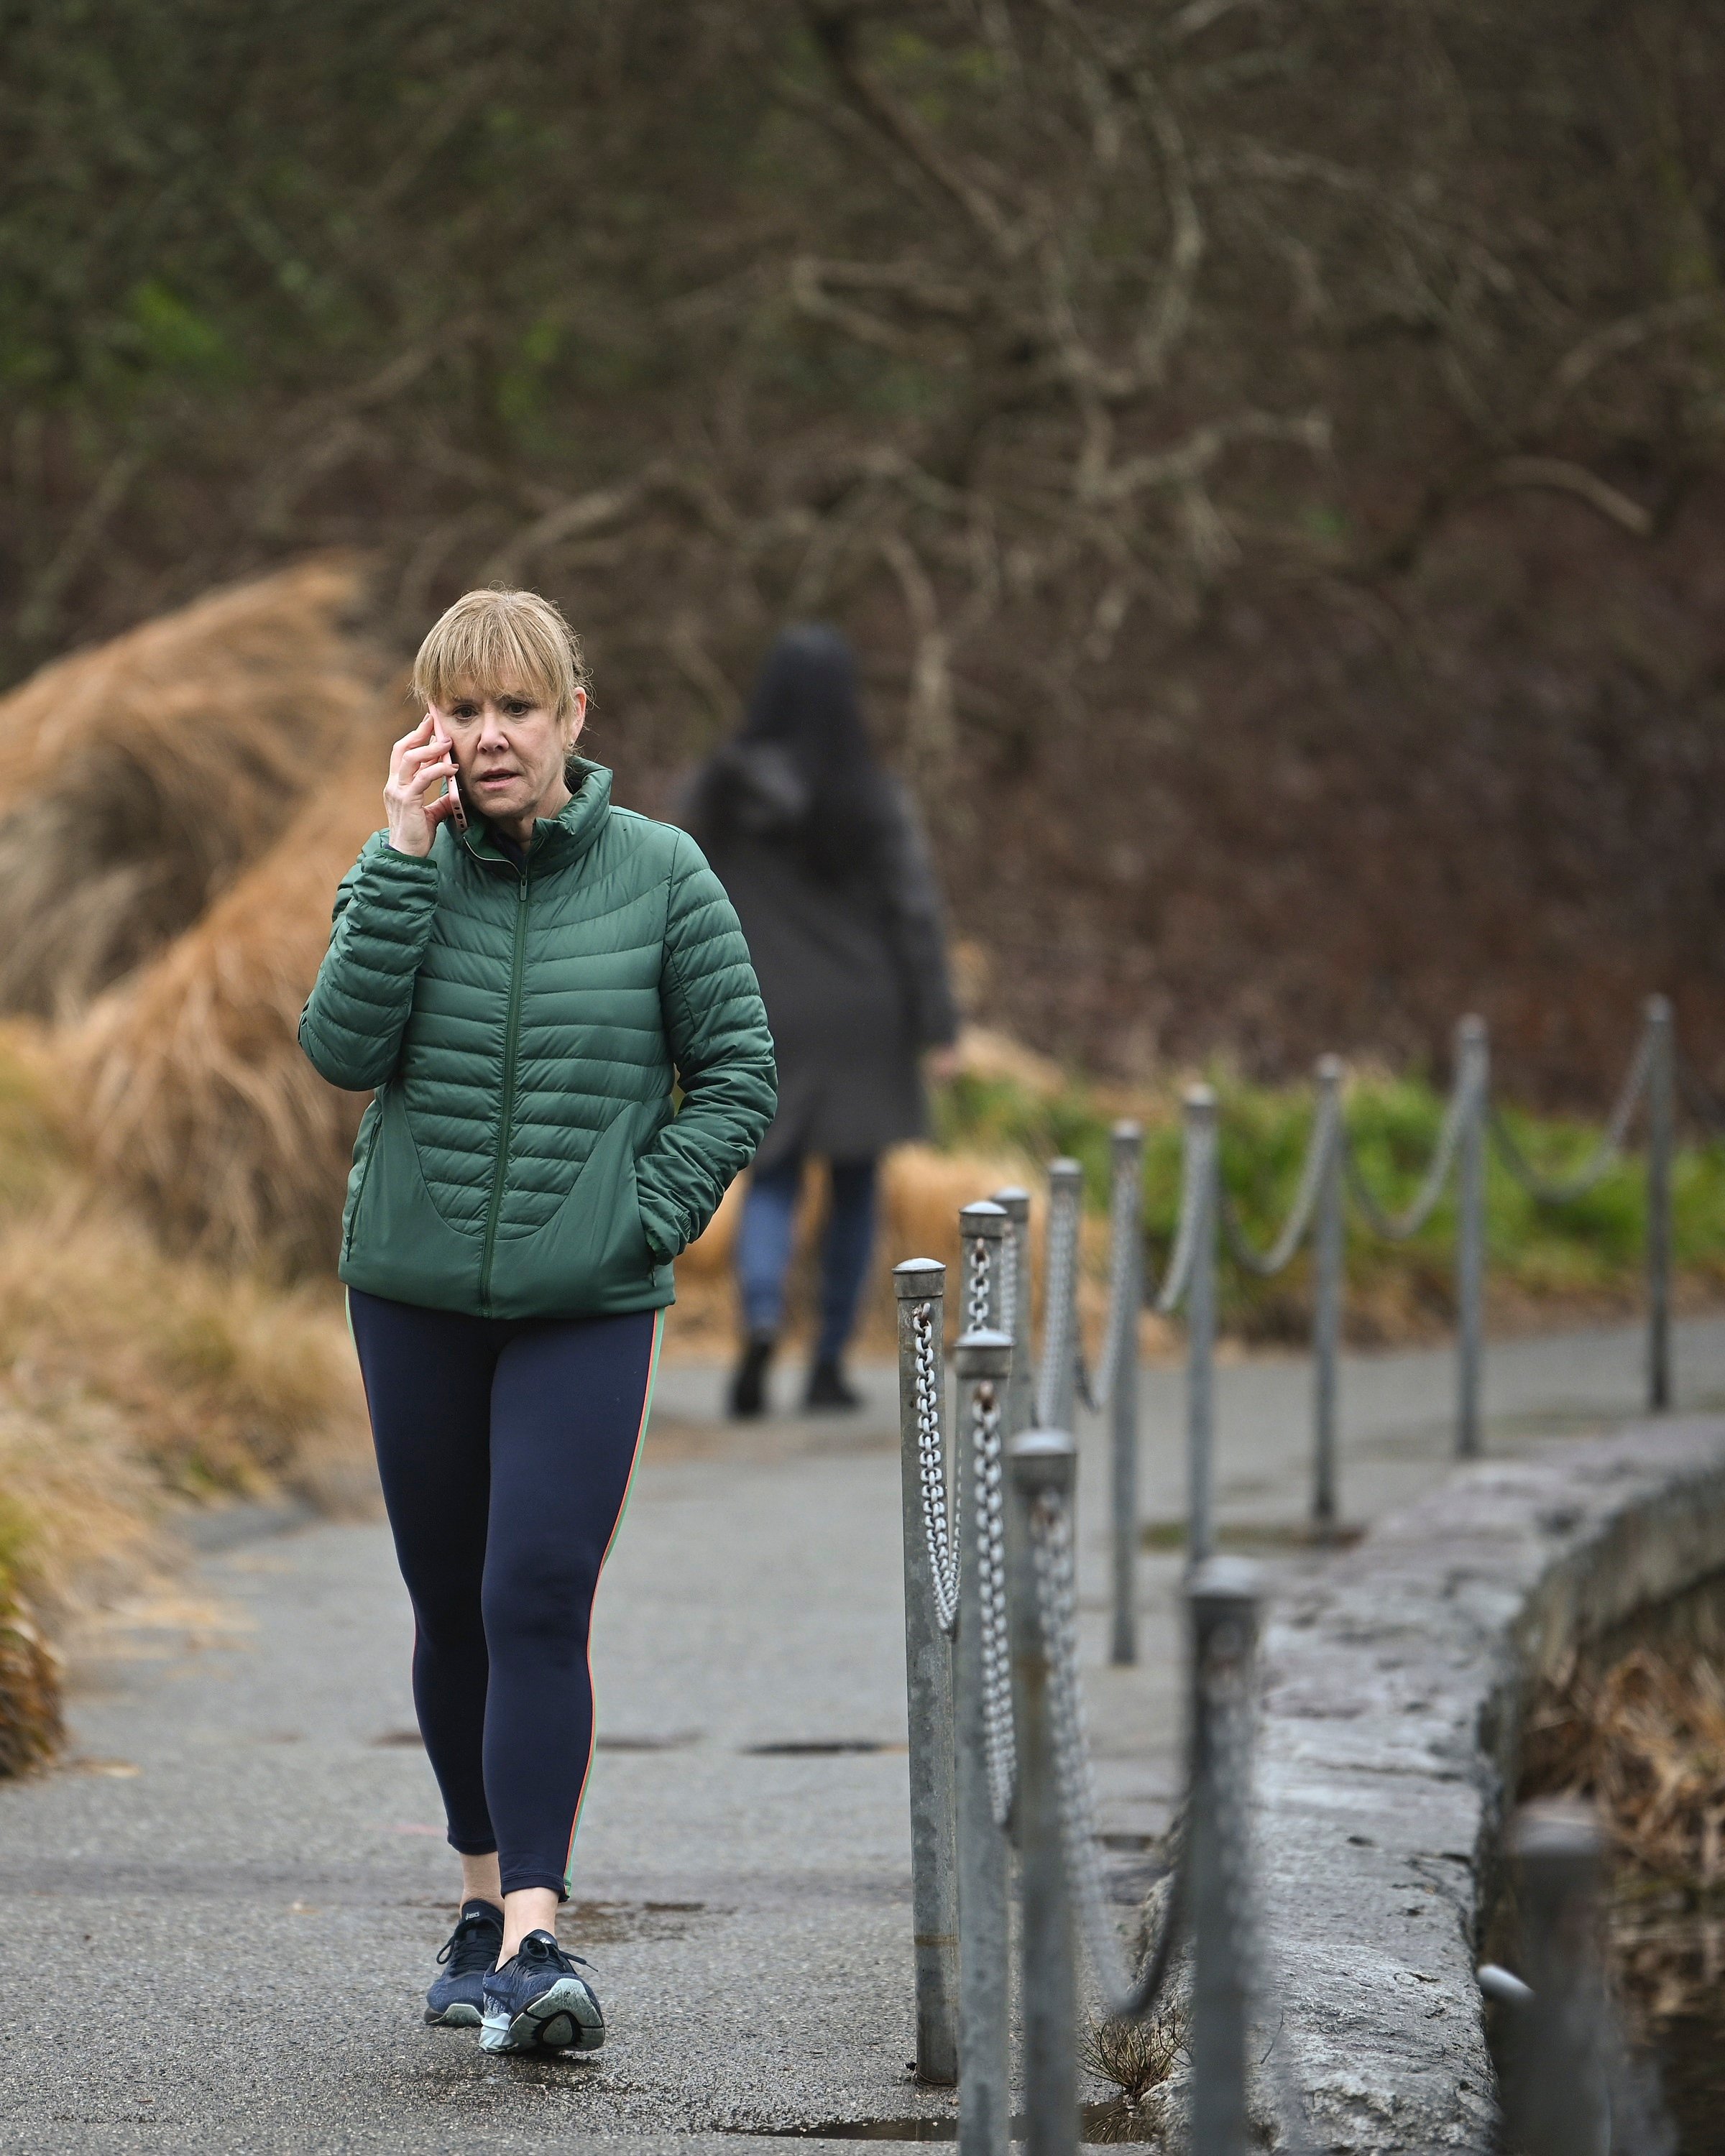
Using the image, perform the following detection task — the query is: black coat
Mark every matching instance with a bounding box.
[686,742,957,1173]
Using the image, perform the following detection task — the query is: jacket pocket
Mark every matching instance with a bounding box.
[484,1107,660,1319]
[341,1094,385,1262]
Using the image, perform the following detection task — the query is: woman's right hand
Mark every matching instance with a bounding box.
[385,713,458,857]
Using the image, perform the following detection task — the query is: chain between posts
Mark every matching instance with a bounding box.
[972,1377,1017,1829]
[1218,1085,1343,1278]
[909,1301,960,1638]
[1154,1108,1216,1316]
[1027,1482,1184,2020]
[1075,1138,1143,1413]
[1344,1046,1484,1243]
[1036,1169,1082,1430]
[1489,1019,1653,1204]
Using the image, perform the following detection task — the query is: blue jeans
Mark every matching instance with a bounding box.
[736,1155,879,1363]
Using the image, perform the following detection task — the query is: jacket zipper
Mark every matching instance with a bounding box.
[479,863,531,1311]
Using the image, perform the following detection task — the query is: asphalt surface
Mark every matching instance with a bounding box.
[4,1314,1723,2152]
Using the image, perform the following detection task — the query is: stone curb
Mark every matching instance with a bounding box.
[1256,1415,1725,2153]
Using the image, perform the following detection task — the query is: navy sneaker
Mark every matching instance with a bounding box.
[479,1929,604,2056]
[424,1899,503,2028]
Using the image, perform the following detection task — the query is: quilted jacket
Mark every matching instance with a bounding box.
[299,758,776,1319]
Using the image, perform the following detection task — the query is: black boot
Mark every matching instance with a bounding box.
[804,1357,863,1412]
[729,1333,775,1418]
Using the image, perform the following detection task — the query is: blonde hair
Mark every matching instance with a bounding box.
[412,588,591,722]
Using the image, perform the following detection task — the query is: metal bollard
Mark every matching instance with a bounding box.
[1455,1015,1489,1459]
[1108,1122,1144,1664]
[1042,1158,1085,1435]
[1188,1555,1261,2156]
[960,1200,1008,1333]
[1008,1429,1079,2156]
[1647,995,1674,1412]
[893,1258,958,2086]
[1498,1801,1613,2156]
[954,1327,1014,2156]
[1184,1087,1219,1565]
[1310,1057,1344,1531]
[992,1186,1034,1437]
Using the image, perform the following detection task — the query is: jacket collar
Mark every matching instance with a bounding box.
[459,757,612,874]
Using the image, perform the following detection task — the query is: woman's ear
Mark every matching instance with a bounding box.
[565,686,589,748]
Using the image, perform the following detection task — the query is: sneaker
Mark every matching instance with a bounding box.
[804,1357,862,1411]
[729,1332,775,1418]
[424,1898,503,2027]
[479,1930,605,2056]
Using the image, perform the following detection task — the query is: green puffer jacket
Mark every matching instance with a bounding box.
[299,759,776,1319]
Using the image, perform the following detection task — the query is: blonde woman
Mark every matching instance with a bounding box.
[300,589,775,2054]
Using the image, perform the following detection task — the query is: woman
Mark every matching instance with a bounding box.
[686,625,958,1417]
[300,589,774,2055]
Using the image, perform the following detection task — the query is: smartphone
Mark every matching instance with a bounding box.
[431,717,468,832]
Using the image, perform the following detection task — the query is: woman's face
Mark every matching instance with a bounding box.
[434,681,586,831]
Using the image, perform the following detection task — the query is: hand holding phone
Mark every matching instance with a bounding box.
[428,711,468,831]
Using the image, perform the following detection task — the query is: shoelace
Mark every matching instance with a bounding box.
[436,1910,502,1977]
[513,1930,593,1978]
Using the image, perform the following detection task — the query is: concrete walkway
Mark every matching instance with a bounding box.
[3,1317,1723,2152]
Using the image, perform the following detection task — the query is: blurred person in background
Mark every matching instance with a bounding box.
[686,625,958,1417]
[300,589,774,2058]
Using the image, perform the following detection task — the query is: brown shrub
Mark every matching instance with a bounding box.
[1521,1646,1725,1886]
[64,744,390,1266]
[0,557,393,1018]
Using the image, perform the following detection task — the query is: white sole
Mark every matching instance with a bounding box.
[479,1976,605,2056]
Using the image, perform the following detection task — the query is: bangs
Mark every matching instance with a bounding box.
[413,589,586,719]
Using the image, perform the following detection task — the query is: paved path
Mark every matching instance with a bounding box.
[4,1317,1724,2152]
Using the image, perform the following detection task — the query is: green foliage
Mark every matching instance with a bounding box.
[934,1063,1725,1337]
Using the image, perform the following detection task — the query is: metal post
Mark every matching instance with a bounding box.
[1499,1801,1612,2156]
[1044,1158,1085,1435]
[1185,1087,1219,1565]
[1455,1015,1489,1460]
[1008,1429,1079,2156]
[1647,995,1674,1412]
[954,1327,1014,2156]
[1310,1057,1344,1532]
[1189,1555,1261,2156]
[893,1258,958,2086]
[960,1200,1008,1334]
[1108,1121,1144,1664]
[992,1187,1034,1437]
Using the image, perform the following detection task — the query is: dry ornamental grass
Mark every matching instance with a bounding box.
[65,742,395,1268]
[1521,1647,1725,1886]
[0,558,392,1019]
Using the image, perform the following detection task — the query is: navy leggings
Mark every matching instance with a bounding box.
[347,1289,661,1897]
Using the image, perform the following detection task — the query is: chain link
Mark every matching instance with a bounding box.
[1028,1485,1184,2019]
[1489,1023,1653,1204]
[1076,1152,1141,1414]
[966,1232,995,1334]
[1035,1184,1081,1428]
[910,1301,960,1637]
[998,1219,1021,1348]
[1345,1054,1483,1243]
[1219,1087,1341,1279]
[1153,1117,1215,1316]
[972,1378,1016,1827]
